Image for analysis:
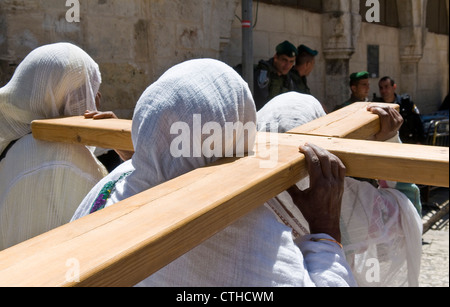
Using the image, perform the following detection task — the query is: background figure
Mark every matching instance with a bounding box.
[72,59,357,287]
[375,76,426,144]
[0,43,108,250]
[252,40,298,111]
[291,44,318,96]
[334,71,370,111]
[257,92,423,286]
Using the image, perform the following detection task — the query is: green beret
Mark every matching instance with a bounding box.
[350,71,369,81]
[297,44,318,56]
[276,41,298,57]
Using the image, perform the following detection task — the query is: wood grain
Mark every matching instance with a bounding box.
[1,103,444,286]
[0,132,447,286]
[31,116,133,151]
[289,102,400,139]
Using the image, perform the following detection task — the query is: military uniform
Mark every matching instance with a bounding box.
[252,41,298,111]
[291,69,311,95]
[253,58,295,110]
[291,44,318,95]
[334,95,369,111]
[374,93,425,144]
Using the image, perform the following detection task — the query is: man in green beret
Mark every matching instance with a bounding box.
[291,44,318,96]
[334,71,370,111]
[253,40,298,110]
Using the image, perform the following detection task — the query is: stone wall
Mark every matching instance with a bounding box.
[0,0,239,118]
[0,0,448,115]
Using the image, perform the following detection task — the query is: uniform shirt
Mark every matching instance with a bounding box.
[291,69,311,95]
[334,95,369,111]
[253,58,295,110]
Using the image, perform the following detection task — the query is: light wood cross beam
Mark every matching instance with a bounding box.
[0,102,447,287]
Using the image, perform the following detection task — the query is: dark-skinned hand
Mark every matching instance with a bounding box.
[287,143,346,243]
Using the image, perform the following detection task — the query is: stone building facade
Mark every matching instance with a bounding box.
[0,0,448,116]
[225,0,449,113]
[0,0,239,118]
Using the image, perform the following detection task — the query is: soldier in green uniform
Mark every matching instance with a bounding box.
[334,71,370,111]
[291,44,318,95]
[252,40,298,110]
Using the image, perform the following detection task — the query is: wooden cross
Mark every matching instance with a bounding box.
[0,102,447,286]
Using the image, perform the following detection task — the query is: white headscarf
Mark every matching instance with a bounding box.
[257,91,326,133]
[0,42,100,154]
[257,92,422,287]
[72,58,256,218]
[0,42,106,250]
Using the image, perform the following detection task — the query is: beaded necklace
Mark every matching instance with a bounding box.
[89,171,132,214]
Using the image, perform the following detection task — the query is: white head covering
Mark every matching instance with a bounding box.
[0,42,100,154]
[72,58,256,218]
[257,91,326,133]
[257,92,422,287]
[0,43,106,250]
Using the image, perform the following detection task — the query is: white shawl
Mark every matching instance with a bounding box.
[257,92,423,287]
[72,58,257,217]
[0,43,107,250]
[0,42,100,153]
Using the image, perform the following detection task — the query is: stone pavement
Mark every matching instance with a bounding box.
[418,187,449,287]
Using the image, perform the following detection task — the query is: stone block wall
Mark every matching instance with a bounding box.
[0,0,239,118]
[224,2,325,103]
[1,0,448,115]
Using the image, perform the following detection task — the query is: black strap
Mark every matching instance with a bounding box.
[0,139,18,162]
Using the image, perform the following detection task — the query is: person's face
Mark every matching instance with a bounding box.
[378,79,397,102]
[351,79,370,100]
[273,54,296,76]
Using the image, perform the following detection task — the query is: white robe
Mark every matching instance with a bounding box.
[0,135,106,250]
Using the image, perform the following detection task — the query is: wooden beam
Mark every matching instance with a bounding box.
[29,102,398,152]
[31,116,133,151]
[278,133,449,187]
[3,102,442,287]
[0,132,447,287]
[29,102,446,187]
[0,136,307,287]
[289,102,400,139]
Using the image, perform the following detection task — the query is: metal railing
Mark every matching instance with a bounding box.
[425,118,449,147]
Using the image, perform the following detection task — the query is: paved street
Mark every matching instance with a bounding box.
[418,187,449,287]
